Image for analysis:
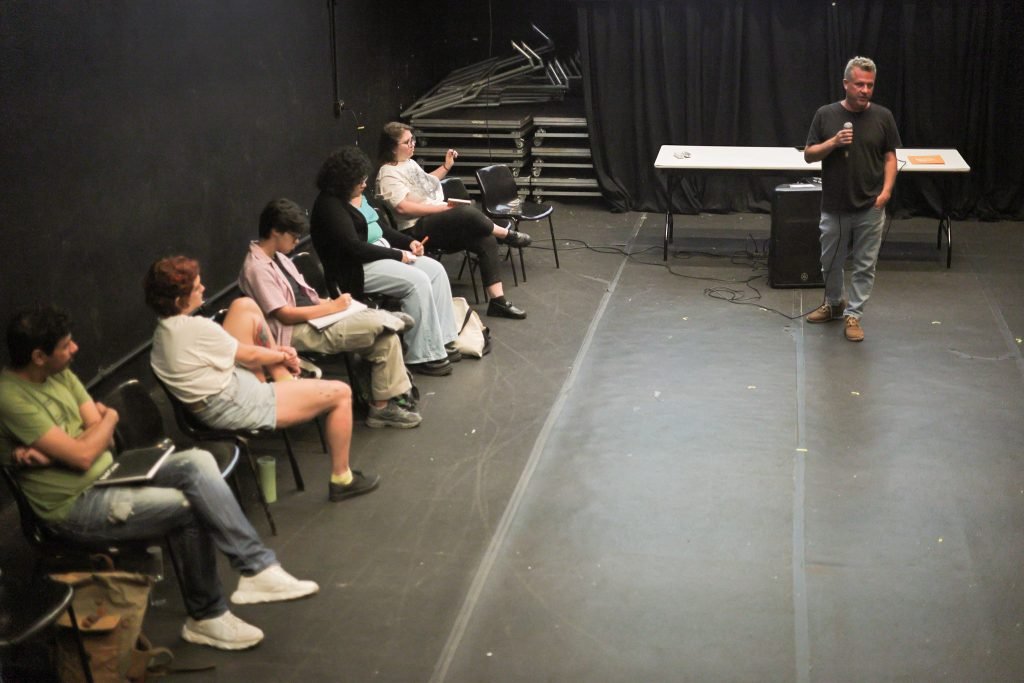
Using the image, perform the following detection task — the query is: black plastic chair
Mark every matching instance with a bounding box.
[153,375,305,536]
[438,176,522,301]
[288,250,331,300]
[102,379,241,480]
[476,163,560,278]
[101,379,263,528]
[1,464,186,605]
[0,572,94,683]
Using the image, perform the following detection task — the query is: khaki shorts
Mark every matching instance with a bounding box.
[192,367,277,431]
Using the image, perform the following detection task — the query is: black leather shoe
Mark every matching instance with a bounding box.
[408,359,453,376]
[487,298,527,320]
[501,230,532,248]
[444,342,463,363]
[328,470,380,502]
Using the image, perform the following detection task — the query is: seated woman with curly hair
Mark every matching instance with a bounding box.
[375,121,529,320]
[309,146,460,376]
[145,255,379,502]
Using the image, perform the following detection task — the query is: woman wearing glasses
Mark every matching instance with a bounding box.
[375,121,530,320]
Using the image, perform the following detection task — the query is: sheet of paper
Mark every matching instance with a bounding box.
[308,300,369,330]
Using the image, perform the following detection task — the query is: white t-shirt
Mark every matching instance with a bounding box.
[151,315,238,403]
[376,159,446,230]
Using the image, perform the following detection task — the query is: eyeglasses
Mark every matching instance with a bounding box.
[400,137,416,147]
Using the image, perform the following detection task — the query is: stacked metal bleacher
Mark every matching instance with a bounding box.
[412,113,533,199]
[403,25,600,203]
[529,107,600,203]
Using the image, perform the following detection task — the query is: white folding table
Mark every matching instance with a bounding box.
[654,145,970,265]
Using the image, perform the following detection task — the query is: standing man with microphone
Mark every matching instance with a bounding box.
[804,56,901,342]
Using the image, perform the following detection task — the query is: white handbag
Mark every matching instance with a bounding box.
[451,297,491,358]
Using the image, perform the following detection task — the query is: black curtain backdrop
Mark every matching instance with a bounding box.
[578,0,1024,219]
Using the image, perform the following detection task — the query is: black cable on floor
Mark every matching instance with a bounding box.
[523,235,826,321]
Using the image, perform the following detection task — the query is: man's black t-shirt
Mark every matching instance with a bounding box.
[806,102,901,213]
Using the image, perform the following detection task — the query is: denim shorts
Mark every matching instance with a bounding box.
[192,367,277,431]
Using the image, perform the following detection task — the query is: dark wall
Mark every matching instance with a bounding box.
[1,1,393,377]
[428,3,579,68]
[0,1,576,382]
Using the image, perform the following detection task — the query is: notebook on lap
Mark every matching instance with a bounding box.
[94,439,175,486]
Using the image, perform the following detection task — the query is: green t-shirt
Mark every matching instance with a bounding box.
[0,368,113,522]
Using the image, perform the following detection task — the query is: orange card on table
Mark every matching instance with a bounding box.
[908,155,945,165]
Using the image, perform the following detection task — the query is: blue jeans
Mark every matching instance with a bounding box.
[50,448,277,620]
[819,206,886,319]
[362,255,457,364]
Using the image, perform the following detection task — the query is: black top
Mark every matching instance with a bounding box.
[309,193,413,300]
[806,102,901,213]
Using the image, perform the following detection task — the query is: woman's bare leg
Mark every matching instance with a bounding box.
[273,379,352,477]
[221,297,292,382]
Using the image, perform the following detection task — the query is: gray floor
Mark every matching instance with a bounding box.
[135,204,1024,682]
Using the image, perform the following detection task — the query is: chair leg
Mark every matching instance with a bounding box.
[549,215,560,268]
[314,417,328,453]
[65,602,96,683]
[504,246,519,286]
[280,430,305,491]
[240,438,277,535]
[227,470,242,501]
[340,352,369,414]
[466,253,482,303]
[163,538,189,607]
[508,218,524,283]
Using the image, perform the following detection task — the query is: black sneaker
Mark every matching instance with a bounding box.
[328,470,380,502]
[408,359,453,376]
[444,342,463,363]
[502,230,532,248]
[487,298,527,320]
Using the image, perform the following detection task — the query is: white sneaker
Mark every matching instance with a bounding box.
[230,564,319,605]
[181,611,263,650]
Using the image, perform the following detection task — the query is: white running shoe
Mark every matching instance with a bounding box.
[181,611,264,650]
[230,564,319,605]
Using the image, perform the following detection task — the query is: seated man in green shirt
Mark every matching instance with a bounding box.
[0,305,316,651]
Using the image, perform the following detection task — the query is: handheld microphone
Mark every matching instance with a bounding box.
[843,122,852,158]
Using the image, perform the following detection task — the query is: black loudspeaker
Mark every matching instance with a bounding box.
[769,183,824,288]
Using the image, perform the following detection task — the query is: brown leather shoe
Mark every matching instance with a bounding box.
[807,300,846,323]
[844,315,864,342]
